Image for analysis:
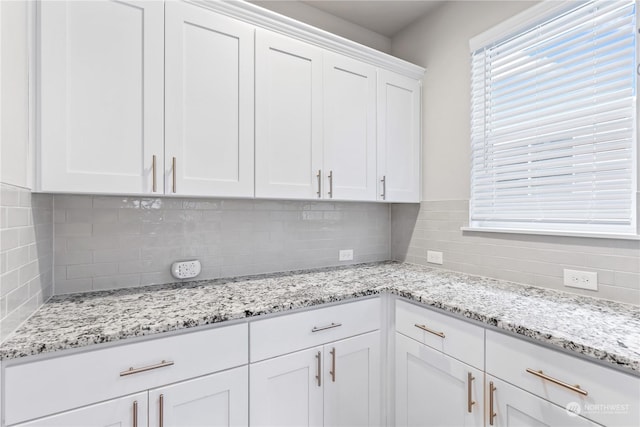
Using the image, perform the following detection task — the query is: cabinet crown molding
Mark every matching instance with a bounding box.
[186,0,426,80]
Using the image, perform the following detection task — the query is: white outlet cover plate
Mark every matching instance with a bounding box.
[563,269,598,291]
[426,250,443,265]
[339,249,354,261]
[171,260,202,280]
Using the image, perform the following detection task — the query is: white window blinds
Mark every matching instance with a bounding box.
[470,0,637,235]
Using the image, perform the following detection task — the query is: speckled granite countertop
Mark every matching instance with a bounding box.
[1,262,638,375]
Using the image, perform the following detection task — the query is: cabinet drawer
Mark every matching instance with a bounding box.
[5,324,248,426]
[250,298,380,362]
[486,330,640,427]
[395,299,484,369]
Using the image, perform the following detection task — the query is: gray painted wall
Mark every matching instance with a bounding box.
[390,1,639,305]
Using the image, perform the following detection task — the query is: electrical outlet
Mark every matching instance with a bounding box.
[339,249,354,261]
[427,250,443,265]
[171,260,202,280]
[563,269,598,291]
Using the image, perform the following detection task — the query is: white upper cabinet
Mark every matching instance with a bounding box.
[377,70,421,203]
[38,0,164,194]
[35,1,423,201]
[323,54,377,201]
[165,1,254,197]
[255,29,324,200]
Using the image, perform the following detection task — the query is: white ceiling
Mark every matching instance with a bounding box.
[301,0,443,37]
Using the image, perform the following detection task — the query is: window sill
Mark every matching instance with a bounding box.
[460,227,640,241]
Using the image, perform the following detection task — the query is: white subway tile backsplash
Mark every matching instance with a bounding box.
[53,195,391,293]
[0,184,53,342]
[392,200,640,305]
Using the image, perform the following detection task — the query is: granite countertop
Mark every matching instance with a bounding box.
[1,262,638,376]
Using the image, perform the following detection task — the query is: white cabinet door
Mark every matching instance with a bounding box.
[395,333,483,427]
[149,366,248,427]
[323,332,381,427]
[15,392,147,427]
[377,70,421,203]
[487,376,600,427]
[323,54,377,201]
[250,347,324,427]
[165,1,254,198]
[38,0,164,194]
[255,29,323,200]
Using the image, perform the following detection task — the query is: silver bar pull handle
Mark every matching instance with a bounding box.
[467,372,475,413]
[133,400,138,427]
[172,157,177,193]
[315,351,321,387]
[380,175,386,200]
[152,155,157,193]
[316,170,322,198]
[311,322,342,333]
[526,368,588,396]
[159,394,164,427]
[120,360,174,377]
[489,381,496,425]
[414,323,445,338]
[329,347,336,382]
[328,170,333,198]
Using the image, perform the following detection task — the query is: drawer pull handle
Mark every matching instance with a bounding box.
[414,323,445,338]
[311,322,342,333]
[467,372,475,413]
[133,400,138,427]
[526,368,588,396]
[315,351,322,387]
[489,381,496,425]
[120,360,174,377]
[330,347,336,382]
[159,393,164,427]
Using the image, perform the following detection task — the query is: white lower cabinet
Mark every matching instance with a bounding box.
[250,332,381,427]
[395,333,483,427]
[14,392,148,427]
[149,367,248,427]
[486,376,599,427]
[250,346,324,426]
[17,367,248,427]
[4,325,249,427]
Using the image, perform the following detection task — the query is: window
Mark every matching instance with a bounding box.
[469,0,637,236]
